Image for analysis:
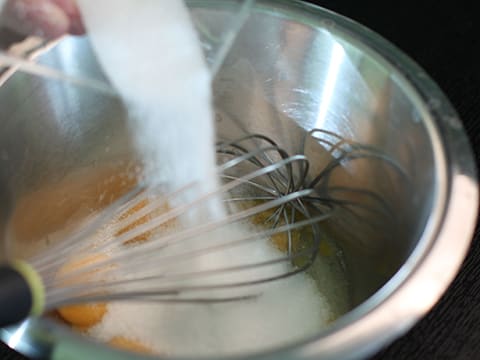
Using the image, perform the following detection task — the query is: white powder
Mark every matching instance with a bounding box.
[90,275,333,356]
[88,224,335,356]
[76,0,222,219]
[72,0,339,356]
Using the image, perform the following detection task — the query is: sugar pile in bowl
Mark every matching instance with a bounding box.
[71,0,343,356]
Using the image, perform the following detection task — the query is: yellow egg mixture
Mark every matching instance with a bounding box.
[9,162,348,356]
[54,194,314,355]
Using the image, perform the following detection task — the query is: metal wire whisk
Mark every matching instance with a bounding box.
[0,133,336,327]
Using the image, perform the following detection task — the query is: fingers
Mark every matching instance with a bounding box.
[1,0,85,40]
[50,0,85,35]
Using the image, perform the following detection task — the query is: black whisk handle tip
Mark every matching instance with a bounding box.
[0,261,45,327]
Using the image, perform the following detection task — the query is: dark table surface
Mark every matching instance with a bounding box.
[2,0,480,359]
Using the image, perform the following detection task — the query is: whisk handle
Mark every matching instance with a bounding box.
[0,261,45,327]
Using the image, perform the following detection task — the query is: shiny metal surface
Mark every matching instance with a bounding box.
[0,0,477,359]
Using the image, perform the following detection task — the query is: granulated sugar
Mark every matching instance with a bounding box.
[90,274,333,356]
[76,0,222,218]
[71,0,340,356]
[87,224,336,356]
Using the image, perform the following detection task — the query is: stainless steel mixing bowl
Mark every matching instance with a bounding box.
[0,0,477,359]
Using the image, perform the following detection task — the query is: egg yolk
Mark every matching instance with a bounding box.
[109,336,152,354]
[57,303,107,328]
[117,198,153,245]
[118,198,177,245]
[251,207,302,252]
[56,253,109,328]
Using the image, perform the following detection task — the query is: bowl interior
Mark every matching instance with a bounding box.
[0,1,450,358]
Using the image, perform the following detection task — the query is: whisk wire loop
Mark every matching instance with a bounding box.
[13,131,411,312]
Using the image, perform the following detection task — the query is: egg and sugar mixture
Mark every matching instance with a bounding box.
[7,0,351,355]
[9,162,349,356]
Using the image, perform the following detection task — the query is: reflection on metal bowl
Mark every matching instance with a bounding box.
[0,0,477,359]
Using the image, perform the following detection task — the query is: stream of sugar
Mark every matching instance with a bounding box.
[72,0,339,356]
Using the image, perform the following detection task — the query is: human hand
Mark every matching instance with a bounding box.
[0,0,85,40]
